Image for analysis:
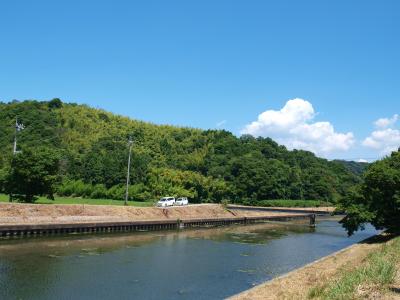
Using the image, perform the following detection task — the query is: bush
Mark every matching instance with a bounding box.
[57,179,93,198]
[90,184,107,199]
[57,179,75,196]
[128,183,150,201]
[221,199,231,209]
[106,185,125,200]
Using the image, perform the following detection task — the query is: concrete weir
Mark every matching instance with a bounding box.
[0,213,316,238]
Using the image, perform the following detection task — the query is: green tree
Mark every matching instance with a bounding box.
[48,98,63,109]
[0,167,9,193]
[338,150,400,235]
[5,147,61,202]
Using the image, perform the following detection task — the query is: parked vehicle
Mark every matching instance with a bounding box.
[175,197,189,206]
[156,197,175,207]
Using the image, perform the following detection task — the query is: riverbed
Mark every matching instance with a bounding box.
[0,217,378,299]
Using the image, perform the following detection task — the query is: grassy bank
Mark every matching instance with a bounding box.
[231,234,399,300]
[308,235,400,300]
[0,194,154,207]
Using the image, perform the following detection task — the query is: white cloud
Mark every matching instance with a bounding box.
[363,125,400,156]
[374,114,398,129]
[241,98,354,157]
[357,158,368,163]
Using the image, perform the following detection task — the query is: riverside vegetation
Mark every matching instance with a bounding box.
[0,99,367,205]
[308,235,400,299]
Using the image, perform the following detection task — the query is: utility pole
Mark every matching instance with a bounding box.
[125,138,133,206]
[13,117,24,155]
[10,118,24,202]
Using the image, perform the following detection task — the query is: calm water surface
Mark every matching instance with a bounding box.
[0,218,378,300]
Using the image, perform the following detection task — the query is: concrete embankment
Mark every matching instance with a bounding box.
[0,203,315,225]
[0,203,317,237]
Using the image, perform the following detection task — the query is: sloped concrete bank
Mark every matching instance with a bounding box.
[0,203,315,237]
[0,203,313,225]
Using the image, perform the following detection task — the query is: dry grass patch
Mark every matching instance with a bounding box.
[308,236,400,300]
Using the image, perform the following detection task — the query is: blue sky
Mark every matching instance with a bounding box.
[0,0,399,160]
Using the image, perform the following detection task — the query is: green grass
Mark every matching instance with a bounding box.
[255,199,333,208]
[0,194,155,207]
[308,236,400,300]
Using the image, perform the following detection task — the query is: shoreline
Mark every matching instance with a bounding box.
[0,203,318,237]
[0,203,317,225]
[228,233,398,300]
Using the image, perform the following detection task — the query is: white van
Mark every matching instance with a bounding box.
[175,197,189,206]
[157,197,175,207]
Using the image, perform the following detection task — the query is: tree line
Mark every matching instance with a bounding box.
[0,99,366,204]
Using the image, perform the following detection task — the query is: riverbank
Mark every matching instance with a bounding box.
[0,203,317,225]
[230,233,400,300]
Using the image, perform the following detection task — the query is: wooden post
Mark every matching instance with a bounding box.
[310,214,316,227]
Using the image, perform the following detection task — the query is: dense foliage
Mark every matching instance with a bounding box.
[4,147,60,202]
[333,160,369,176]
[0,100,365,203]
[338,150,400,235]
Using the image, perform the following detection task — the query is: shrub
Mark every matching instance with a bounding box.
[106,185,125,200]
[57,179,93,198]
[90,184,107,199]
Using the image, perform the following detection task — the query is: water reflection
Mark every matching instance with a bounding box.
[0,218,378,300]
[0,221,313,256]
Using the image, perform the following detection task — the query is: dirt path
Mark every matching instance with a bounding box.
[0,203,311,225]
[229,234,399,300]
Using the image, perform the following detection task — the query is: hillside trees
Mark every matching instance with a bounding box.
[339,150,400,235]
[0,100,367,203]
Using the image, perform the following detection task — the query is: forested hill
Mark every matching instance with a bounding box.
[333,160,369,177]
[0,99,363,203]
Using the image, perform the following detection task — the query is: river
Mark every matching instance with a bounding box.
[0,217,378,300]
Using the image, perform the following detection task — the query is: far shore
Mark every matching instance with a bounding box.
[0,202,322,226]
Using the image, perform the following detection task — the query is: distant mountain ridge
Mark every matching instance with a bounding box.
[0,99,364,203]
